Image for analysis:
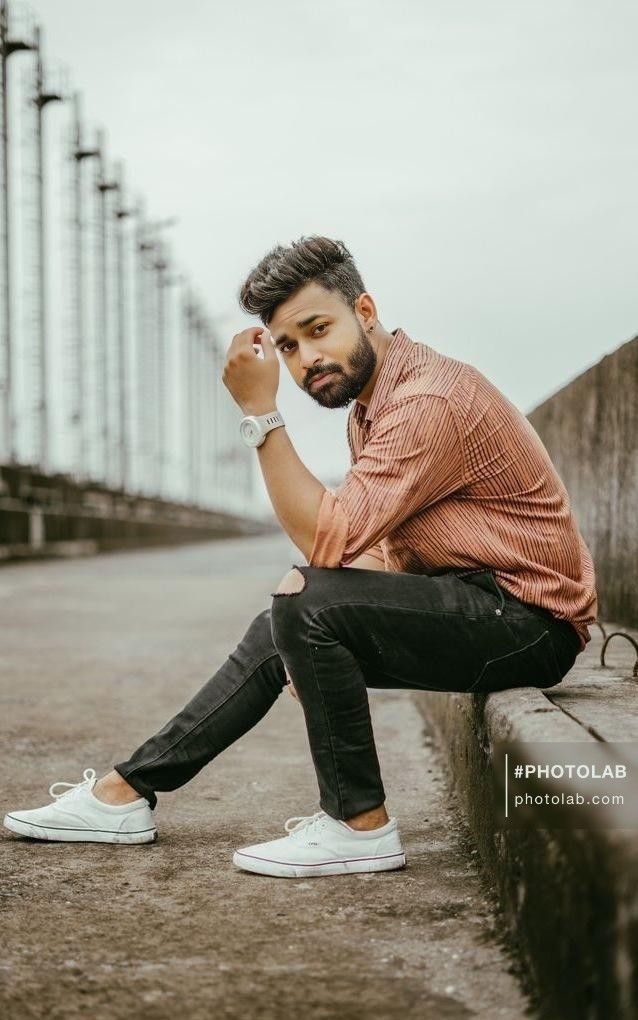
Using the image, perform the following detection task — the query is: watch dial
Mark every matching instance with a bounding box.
[240,419,261,446]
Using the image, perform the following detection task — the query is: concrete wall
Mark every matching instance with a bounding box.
[528,335,638,630]
[414,680,638,1020]
[0,464,273,561]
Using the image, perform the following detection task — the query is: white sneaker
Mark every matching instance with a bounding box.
[233,810,406,878]
[3,768,157,844]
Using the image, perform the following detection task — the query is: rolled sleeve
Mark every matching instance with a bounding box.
[309,394,464,568]
[309,488,349,568]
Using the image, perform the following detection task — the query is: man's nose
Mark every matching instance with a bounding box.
[297,341,323,370]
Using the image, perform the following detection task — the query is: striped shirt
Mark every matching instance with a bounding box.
[309,327,597,649]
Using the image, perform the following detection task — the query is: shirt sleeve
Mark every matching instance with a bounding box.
[309,394,464,568]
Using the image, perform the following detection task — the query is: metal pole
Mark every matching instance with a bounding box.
[132,217,175,497]
[134,205,149,494]
[184,293,196,504]
[136,217,161,496]
[0,0,33,462]
[154,242,167,496]
[95,129,117,484]
[72,94,83,476]
[211,342,222,506]
[1,1,11,460]
[203,327,212,507]
[162,268,182,502]
[71,93,98,478]
[195,312,204,505]
[218,348,228,511]
[95,132,106,480]
[210,331,221,509]
[33,26,61,472]
[114,162,131,492]
[0,0,7,459]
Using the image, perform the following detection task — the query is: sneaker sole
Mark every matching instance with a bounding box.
[232,849,406,878]
[3,814,158,845]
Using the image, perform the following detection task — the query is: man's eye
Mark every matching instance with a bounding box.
[279,324,327,353]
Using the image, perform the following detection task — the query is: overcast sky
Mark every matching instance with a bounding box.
[25,0,638,504]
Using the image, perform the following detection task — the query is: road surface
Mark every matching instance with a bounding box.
[0,534,533,1019]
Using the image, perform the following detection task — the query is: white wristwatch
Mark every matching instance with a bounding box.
[239,410,286,448]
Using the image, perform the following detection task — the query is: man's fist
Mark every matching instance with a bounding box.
[222,326,280,415]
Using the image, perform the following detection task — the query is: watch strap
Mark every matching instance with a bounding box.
[254,410,285,432]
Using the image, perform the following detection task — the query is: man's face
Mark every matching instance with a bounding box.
[268,282,377,409]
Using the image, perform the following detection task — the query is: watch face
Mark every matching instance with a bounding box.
[240,418,262,447]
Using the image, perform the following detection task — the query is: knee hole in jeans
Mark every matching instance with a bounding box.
[270,565,307,598]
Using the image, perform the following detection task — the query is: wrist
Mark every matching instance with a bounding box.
[240,402,278,417]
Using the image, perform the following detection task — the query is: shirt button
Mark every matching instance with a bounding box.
[495,609,502,616]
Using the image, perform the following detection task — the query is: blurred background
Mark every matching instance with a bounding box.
[1,0,637,518]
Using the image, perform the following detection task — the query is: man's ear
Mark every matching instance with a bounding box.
[355,291,376,327]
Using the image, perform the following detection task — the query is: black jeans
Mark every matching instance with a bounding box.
[114,565,582,819]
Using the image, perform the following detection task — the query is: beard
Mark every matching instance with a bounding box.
[304,324,377,409]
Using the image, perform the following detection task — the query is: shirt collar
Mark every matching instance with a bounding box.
[354,327,418,425]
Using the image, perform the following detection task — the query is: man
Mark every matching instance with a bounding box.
[4,236,596,878]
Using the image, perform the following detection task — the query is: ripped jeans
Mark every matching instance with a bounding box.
[114,566,583,819]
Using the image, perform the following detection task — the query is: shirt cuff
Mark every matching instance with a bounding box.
[309,488,349,568]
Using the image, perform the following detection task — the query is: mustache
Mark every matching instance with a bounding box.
[304,365,342,389]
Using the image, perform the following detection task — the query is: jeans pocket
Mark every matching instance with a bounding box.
[467,627,563,694]
[456,568,506,617]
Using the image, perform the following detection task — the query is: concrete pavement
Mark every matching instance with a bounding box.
[1,535,533,1019]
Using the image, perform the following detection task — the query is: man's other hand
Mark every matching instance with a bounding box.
[285,668,299,702]
[282,550,385,703]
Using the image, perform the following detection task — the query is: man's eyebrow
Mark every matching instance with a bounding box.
[273,313,330,347]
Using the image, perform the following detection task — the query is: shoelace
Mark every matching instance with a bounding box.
[49,767,97,800]
[284,810,327,836]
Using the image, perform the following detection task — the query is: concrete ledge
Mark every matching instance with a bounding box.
[0,539,99,561]
[414,624,638,1020]
[0,462,277,562]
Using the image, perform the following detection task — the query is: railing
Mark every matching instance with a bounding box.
[0,0,253,516]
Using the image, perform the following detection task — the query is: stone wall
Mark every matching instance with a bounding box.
[528,335,638,629]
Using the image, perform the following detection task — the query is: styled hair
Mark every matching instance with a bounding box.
[238,235,366,325]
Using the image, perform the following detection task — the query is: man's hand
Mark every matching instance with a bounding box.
[283,546,384,702]
[222,326,279,415]
[285,668,299,702]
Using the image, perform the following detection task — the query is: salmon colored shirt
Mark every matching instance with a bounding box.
[309,328,597,649]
